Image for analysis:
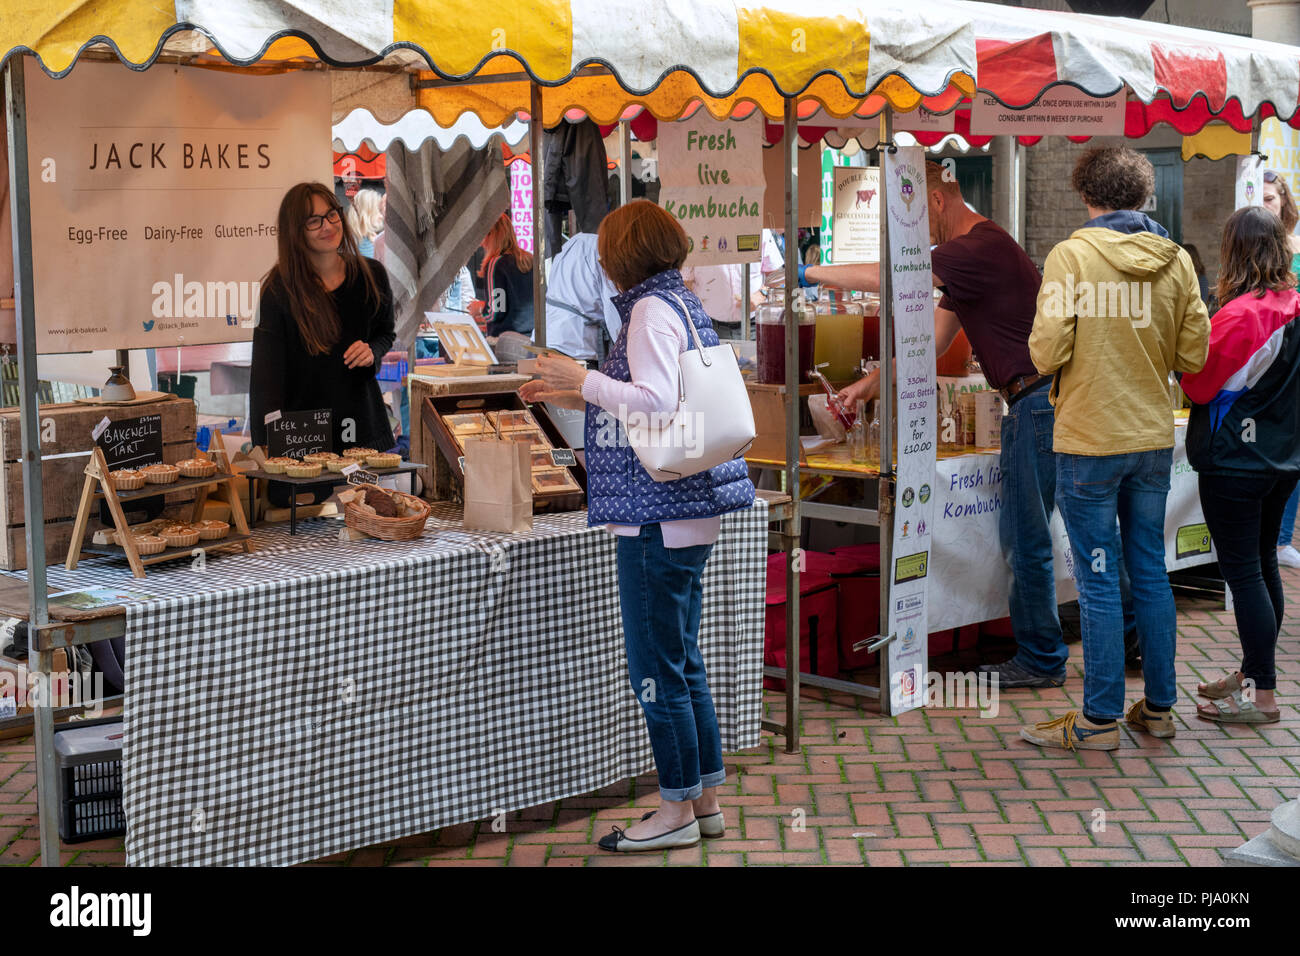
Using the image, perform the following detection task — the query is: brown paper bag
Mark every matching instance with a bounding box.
[462,434,533,533]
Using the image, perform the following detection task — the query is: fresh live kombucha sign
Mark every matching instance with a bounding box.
[511,162,534,253]
[970,91,1126,137]
[658,115,763,266]
[22,58,331,354]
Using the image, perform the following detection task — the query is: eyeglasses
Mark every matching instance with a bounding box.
[304,208,341,231]
[1264,170,1280,183]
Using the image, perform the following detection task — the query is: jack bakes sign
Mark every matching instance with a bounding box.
[23,59,331,353]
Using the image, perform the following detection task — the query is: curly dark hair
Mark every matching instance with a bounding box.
[1071,147,1155,212]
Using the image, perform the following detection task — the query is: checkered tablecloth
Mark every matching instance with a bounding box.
[12,502,767,866]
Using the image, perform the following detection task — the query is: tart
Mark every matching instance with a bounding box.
[177,458,217,479]
[109,469,144,491]
[140,463,180,484]
[342,446,378,460]
[365,452,402,469]
[132,534,167,555]
[326,457,353,473]
[160,524,200,548]
[285,461,323,478]
[262,457,296,474]
[195,519,230,540]
[303,452,339,464]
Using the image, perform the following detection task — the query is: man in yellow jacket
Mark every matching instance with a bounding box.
[1023,146,1209,752]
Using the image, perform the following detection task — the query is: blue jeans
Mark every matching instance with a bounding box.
[1056,449,1177,719]
[616,523,726,801]
[1277,483,1299,546]
[998,386,1067,676]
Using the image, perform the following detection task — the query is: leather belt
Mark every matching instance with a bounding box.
[999,373,1048,406]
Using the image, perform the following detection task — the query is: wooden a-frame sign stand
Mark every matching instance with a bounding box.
[65,445,254,579]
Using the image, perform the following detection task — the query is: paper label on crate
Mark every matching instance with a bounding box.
[91,416,111,441]
[549,448,577,467]
[264,409,282,425]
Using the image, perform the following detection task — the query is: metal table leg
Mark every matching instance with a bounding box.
[290,487,297,535]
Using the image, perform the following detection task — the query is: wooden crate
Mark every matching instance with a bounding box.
[421,391,586,513]
[0,397,198,570]
[745,383,818,464]
[408,373,528,501]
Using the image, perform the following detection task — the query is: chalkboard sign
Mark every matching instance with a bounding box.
[549,448,577,467]
[266,408,332,459]
[96,414,163,471]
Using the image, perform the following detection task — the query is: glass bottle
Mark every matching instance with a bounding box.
[809,364,856,430]
[848,400,868,464]
[866,400,882,467]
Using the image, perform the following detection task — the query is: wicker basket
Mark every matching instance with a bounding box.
[344,484,431,541]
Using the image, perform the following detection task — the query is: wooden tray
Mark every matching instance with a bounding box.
[421,392,586,513]
[79,532,252,567]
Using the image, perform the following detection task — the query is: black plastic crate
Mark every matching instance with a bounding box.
[55,717,125,844]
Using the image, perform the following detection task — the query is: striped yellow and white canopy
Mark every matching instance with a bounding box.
[2,0,977,123]
[4,0,1300,134]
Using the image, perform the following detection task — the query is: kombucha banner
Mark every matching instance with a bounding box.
[23,59,331,353]
[883,146,937,715]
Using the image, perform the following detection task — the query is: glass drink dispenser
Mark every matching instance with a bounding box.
[756,290,816,385]
[813,288,865,382]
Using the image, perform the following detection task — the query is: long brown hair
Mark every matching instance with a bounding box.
[1264,169,1299,234]
[263,182,380,356]
[1216,206,1298,305]
[477,213,533,275]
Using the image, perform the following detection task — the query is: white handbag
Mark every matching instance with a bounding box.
[625,292,756,482]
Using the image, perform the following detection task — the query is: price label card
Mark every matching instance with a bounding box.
[345,468,379,486]
[265,408,332,459]
[341,461,360,476]
[91,416,112,441]
[549,448,577,467]
[96,413,163,470]
[263,409,282,425]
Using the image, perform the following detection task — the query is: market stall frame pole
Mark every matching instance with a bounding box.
[618,119,632,207]
[530,82,547,348]
[781,97,801,753]
[875,109,896,717]
[4,54,60,865]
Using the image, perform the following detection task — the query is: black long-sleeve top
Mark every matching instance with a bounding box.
[484,255,535,337]
[250,258,397,453]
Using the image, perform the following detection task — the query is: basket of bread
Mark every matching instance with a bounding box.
[343,484,431,541]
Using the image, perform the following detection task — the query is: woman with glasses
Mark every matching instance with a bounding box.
[250,182,397,487]
[1261,171,1300,568]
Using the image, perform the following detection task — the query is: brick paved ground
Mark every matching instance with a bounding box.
[3,576,1297,867]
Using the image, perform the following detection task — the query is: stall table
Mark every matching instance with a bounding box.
[0,501,768,866]
[748,412,1215,634]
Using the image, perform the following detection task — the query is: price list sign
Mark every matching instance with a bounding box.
[883,147,938,716]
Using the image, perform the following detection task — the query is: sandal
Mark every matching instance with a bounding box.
[1195,690,1280,724]
[1197,671,1243,700]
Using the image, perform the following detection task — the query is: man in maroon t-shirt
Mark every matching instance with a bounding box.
[799,161,1068,688]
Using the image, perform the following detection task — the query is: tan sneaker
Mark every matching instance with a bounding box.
[1125,699,1176,739]
[1019,710,1120,751]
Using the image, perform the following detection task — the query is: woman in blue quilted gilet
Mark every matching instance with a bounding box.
[523,200,755,852]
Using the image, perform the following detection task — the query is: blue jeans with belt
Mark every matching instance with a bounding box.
[998,385,1068,676]
[1056,448,1177,719]
[615,522,725,802]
